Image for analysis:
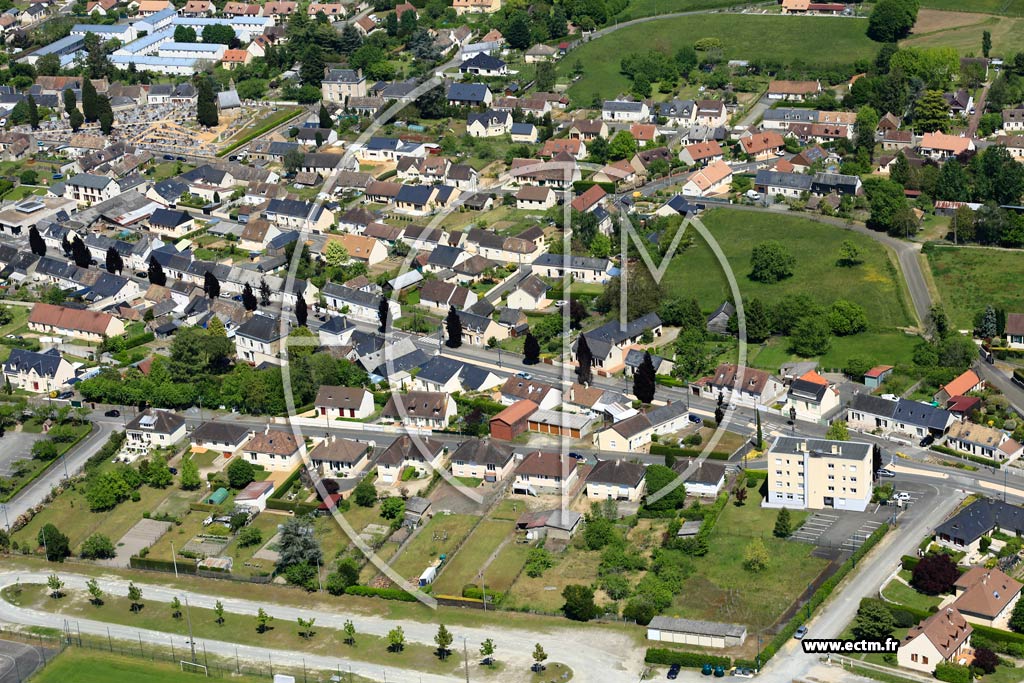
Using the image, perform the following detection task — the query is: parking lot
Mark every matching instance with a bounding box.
[0,431,47,477]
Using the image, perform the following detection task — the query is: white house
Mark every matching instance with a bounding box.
[308,436,371,478]
[240,427,304,472]
[124,409,187,459]
[897,608,972,674]
[314,386,374,420]
[2,348,75,394]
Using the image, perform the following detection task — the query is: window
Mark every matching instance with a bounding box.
[922,656,928,665]
[910,654,918,663]
[776,470,782,475]
[828,475,834,480]
[827,486,834,492]
[827,463,835,469]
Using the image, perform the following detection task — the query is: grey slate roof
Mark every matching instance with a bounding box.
[935,499,1024,546]
[3,347,64,378]
[236,314,285,343]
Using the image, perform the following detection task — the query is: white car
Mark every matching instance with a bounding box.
[894,491,911,502]
[554,300,567,307]
[746,190,761,201]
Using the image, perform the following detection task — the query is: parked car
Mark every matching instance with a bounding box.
[57,391,73,400]
[568,452,586,462]
[667,664,681,679]
[745,189,761,200]
[168,467,178,475]
[163,154,175,160]
[731,667,755,679]
[919,434,935,447]
[104,409,120,418]
[794,626,808,640]
[516,371,532,380]
[876,468,896,478]
[894,491,911,502]
[689,414,703,424]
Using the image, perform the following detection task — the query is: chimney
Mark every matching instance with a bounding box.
[831,444,839,454]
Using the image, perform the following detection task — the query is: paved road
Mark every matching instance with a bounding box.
[973,359,1024,414]
[966,82,990,138]
[0,570,642,683]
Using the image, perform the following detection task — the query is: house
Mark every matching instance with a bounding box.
[918,132,974,160]
[676,460,726,498]
[623,349,674,378]
[322,283,401,323]
[513,451,578,494]
[234,481,274,511]
[325,234,388,266]
[602,100,649,122]
[466,109,510,137]
[532,254,613,284]
[28,303,125,342]
[524,43,558,63]
[681,160,733,197]
[515,508,582,541]
[65,173,120,205]
[449,438,515,482]
[499,376,560,410]
[459,53,507,76]
[934,499,1024,553]
[321,68,366,104]
[539,137,586,160]
[1007,313,1024,349]
[1003,108,1024,132]
[188,421,252,459]
[705,301,734,335]
[576,313,663,374]
[863,365,894,389]
[234,314,287,366]
[882,130,914,151]
[380,391,456,429]
[754,170,813,198]
[593,413,653,452]
[944,89,974,116]
[448,82,492,107]
[767,80,822,101]
[631,147,673,176]
[696,363,785,408]
[786,370,841,422]
[570,184,606,214]
[510,122,538,143]
[934,369,983,405]
[952,567,1023,629]
[586,459,646,502]
[947,395,983,421]
[515,185,556,210]
[309,436,371,478]
[945,421,1023,463]
[679,140,724,166]
[453,0,500,13]
[240,427,304,472]
[505,274,550,310]
[739,131,785,160]
[846,394,954,439]
[763,436,873,511]
[419,279,477,311]
[567,119,608,140]
[2,348,74,394]
[124,409,187,459]
[897,608,972,674]
[375,435,446,484]
[489,399,538,440]
[147,208,194,237]
[314,386,374,420]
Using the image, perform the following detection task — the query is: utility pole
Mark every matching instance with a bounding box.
[463,638,470,683]
[185,597,196,663]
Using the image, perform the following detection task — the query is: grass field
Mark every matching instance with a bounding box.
[31,649,272,683]
[614,0,739,21]
[880,579,943,612]
[918,0,1024,16]
[903,10,1024,55]
[926,245,1024,329]
[432,519,515,596]
[750,331,921,373]
[670,489,825,629]
[5,584,469,676]
[559,16,877,102]
[663,209,912,330]
[389,513,478,580]
[507,549,603,612]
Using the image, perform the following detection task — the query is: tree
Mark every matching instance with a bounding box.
[38,524,70,561]
[837,240,861,267]
[37,53,61,77]
[324,240,349,267]
[82,77,98,122]
[935,159,970,202]
[979,305,998,338]
[378,297,389,333]
[97,97,113,135]
[47,573,64,599]
[749,241,795,283]
[293,294,308,327]
[127,582,143,612]
[743,538,769,572]
[854,106,878,156]
[179,454,201,490]
[80,533,115,559]
[868,0,916,43]
[343,619,356,645]
[353,477,376,507]
[633,351,657,403]
[297,617,316,639]
[523,332,541,364]
[434,624,453,659]
[1010,594,1024,632]
[480,638,496,666]
[238,526,263,548]
[203,271,220,300]
[445,305,463,348]
[790,314,832,357]
[505,15,531,49]
[773,508,792,538]
[911,553,960,595]
[196,76,219,128]
[576,334,593,386]
[27,94,39,130]
[828,300,868,336]
[913,90,950,133]
[561,584,599,622]
[242,283,257,311]
[608,130,638,160]
[852,600,895,640]
[532,643,548,670]
[754,409,763,449]
[256,607,272,633]
[69,106,84,132]
[300,43,325,87]
[535,62,556,92]
[227,458,255,489]
[318,103,332,129]
[644,464,686,511]
[174,25,197,42]
[28,226,46,257]
[732,480,748,506]
[148,256,167,286]
[259,278,272,306]
[71,236,90,268]
[276,516,323,571]
[387,626,406,652]
[87,578,104,606]
[825,420,850,441]
[983,30,992,58]
[105,246,123,275]
[214,600,225,625]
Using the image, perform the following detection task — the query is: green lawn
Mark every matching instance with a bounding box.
[2,185,46,201]
[749,331,921,374]
[918,0,1024,16]
[903,12,1024,55]
[880,579,943,612]
[507,548,603,612]
[560,16,877,102]
[389,514,479,580]
[614,0,739,21]
[663,209,912,330]
[432,519,515,596]
[30,649,273,683]
[669,489,827,629]
[5,584,470,677]
[926,246,1024,329]
[483,540,534,593]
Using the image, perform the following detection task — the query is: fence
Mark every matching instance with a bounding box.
[827,655,932,683]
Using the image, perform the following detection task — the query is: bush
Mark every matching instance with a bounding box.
[80,533,115,560]
[344,585,417,602]
[645,648,731,669]
[934,662,971,683]
[524,547,554,577]
[226,458,255,489]
[237,526,263,548]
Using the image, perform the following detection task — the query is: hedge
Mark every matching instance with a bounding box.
[130,555,198,574]
[571,180,615,194]
[123,331,155,350]
[931,444,998,468]
[645,648,731,669]
[345,585,417,602]
[0,336,40,351]
[901,555,919,571]
[270,468,302,499]
[189,502,220,513]
[649,444,731,461]
[1014,367,1024,385]
[265,498,319,515]
[461,585,504,603]
[744,470,768,482]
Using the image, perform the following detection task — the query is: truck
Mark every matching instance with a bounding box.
[417,554,447,587]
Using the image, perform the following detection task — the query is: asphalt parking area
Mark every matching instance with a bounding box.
[0,431,47,477]
[790,512,838,544]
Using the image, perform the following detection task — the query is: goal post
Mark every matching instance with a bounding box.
[180,661,209,677]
